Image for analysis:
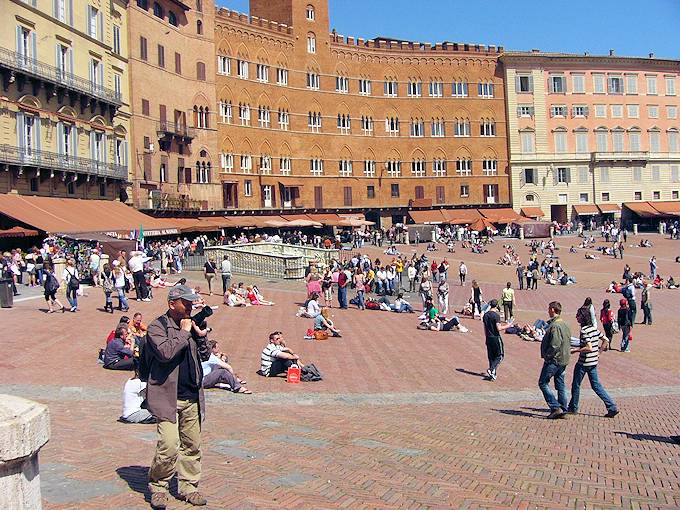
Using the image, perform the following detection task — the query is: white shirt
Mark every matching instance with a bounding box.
[122,378,146,419]
[62,267,78,282]
[221,259,232,274]
[128,254,144,273]
[201,353,221,378]
[89,253,101,270]
[407,266,417,279]
[459,264,468,275]
[306,299,320,317]
[376,270,387,281]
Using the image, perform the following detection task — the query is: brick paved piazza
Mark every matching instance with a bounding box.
[2,234,680,509]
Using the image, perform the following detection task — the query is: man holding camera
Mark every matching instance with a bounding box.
[145,285,211,509]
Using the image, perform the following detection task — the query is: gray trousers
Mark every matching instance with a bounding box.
[203,367,240,391]
[121,409,154,423]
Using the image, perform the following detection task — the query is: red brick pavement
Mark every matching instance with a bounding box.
[1,232,679,508]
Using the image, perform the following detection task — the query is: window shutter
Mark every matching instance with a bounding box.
[88,59,94,84]
[533,169,539,185]
[68,0,74,26]
[34,117,41,153]
[57,121,64,155]
[86,6,91,36]
[98,12,104,41]
[89,131,95,160]
[55,43,61,72]
[553,169,558,186]
[515,75,520,92]
[53,0,58,19]
[519,168,526,186]
[102,134,108,164]
[528,75,534,92]
[566,168,571,183]
[70,125,77,157]
[31,32,37,61]
[16,26,23,56]
[16,112,25,150]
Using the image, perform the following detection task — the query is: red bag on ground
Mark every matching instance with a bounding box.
[287,366,301,384]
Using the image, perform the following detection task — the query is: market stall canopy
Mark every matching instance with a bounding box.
[596,204,621,214]
[408,210,447,224]
[520,207,546,219]
[623,201,663,218]
[648,201,680,217]
[285,218,323,228]
[480,208,524,224]
[0,226,40,238]
[441,209,482,225]
[572,204,600,216]
[337,218,375,227]
[59,232,136,259]
[0,195,177,234]
[469,217,497,232]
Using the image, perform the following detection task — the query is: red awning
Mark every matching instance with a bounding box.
[520,207,545,219]
[441,209,482,225]
[597,204,621,214]
[409,210,447,224]
[572,204,600,216]
[480,208,524,224]
[0,226,40,238]
[624,202,662,218]
[650,201,680,216]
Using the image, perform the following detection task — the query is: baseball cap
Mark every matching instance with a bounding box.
[167,285,201,303]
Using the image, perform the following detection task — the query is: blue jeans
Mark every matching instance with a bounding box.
[116,287,129,309]
[338,286,348,308]
[538,361,568,411]
[356,290,365,309]
[66,287,78,309]
[391,303,413,313]
[620,324,631,351]
[568,363,617,413]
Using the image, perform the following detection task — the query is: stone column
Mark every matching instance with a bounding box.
[51,258,66,295]
[633,224,638,235]
[0,395,50,510]
[519,227,525,240]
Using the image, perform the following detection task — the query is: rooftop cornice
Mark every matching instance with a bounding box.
[500,51,680,69]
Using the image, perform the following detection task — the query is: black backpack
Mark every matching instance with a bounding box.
[138,315,168,382]
[300,363,323,382]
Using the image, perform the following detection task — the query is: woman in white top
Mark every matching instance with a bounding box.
[62,258,80,312]
[112,261,130,312]
[120,368,155,424]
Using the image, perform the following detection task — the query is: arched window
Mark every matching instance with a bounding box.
[153,2,163,18]
[196,19,203,35]
[306,4,315,20]
[307,33,316,54]
[168,11,177,26]
[196,61,206,81]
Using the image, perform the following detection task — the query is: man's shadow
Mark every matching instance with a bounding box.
[494,408,545,419]
[614,431,677,444]
[116,466,180,501]
[455,368,486,378]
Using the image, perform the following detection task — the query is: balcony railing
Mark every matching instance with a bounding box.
[156,121,196,141]
[0,144,128,180]
[591,151,649,162]
[0,47,122,106]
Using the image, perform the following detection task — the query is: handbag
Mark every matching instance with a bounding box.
[611,320,620,333]
[313,330,329,341]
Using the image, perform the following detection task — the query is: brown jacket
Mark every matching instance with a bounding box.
[145,312,211,423]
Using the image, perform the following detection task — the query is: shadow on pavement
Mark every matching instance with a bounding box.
[116,465,152,501]
[455,368,486,378]
[614,431,677,444]
[494,408,546,419]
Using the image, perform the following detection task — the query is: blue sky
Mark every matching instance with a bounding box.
[217,0,680,59]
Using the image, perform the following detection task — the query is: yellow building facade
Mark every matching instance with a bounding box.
[0,0,131,201]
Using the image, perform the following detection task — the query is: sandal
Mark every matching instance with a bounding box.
[238,379,247,385]
[236,388,252,394]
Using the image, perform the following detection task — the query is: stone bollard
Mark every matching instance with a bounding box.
[51,258,66,295]
[519,227,525,240]
[0,395,50,510]
[633,224,638,235]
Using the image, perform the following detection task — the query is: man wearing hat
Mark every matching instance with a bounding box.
[146,285,211,509]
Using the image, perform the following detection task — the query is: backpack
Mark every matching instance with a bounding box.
[621,286,632,299]
[138,315,168,382]
[66,268,80,290]
[300,363,323,382]
[45,273,60,293]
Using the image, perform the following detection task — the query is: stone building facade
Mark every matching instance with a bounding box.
[502,51,680,224]
[214,0,509,225]
[0,0,130,200]
[126,0,221,211]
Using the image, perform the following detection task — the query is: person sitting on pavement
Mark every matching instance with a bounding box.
[297,292,321,318]
[390,293,414,313]
[313,307,342,337]
[201,340,251,393]
[103,326,135,370]
[224,288,249,307]
[129,312,148,344]
[119,364,156,424]
[259,331,304,377]
[246,285,275,306]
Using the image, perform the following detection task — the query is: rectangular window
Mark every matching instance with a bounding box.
[674,191,680,200]
[556,167,570,184]
[429,81,443,97]
[579,193,589,203]
[554,131,567,153]
[336,76,349,93]
[367,185,375,199]
[600,167,609,183]
[359,79,371,95]
[572,74,585,93]
[633,167,642,182]
[390,183,400,198]
[523,168,536,184]
[649,131,661,152]
[244,180,252,197]
[386,161,401,177]
[237,60,248,79]
[307,35,316,54]
[142,98,150,116]
[338,160,353,177]
[306,72,320,90]
[602,192,610,201]
[517,105,534,117]
[572,105,588,117]
[175,52,182,74]
[608,75,624,94]
[611,104,623,118]
[593,74,605,94]
[343,186,352,206]
[634,191,642,200]
[256,64,269,82]
[484,184,498,204]
[217,56,230,75]
[384,80,398,97]
[668,105,678,119]
[627,104,639,118]
[276,68,288,86]
[157,44,165,68]
[460,185,469,198]
[626,74,638,94]
[279,157,291,175]
[113,25,121,55]
[520,131,535,153]
[310,159,324,176]
[549,75,566,93]
[87,6,100,40]
[456,159,472,176]
[478,82,494,98]
[363,160,376,177]
[651,165,660,181]
[594,104,607,118]
[612,131,624,151]
[516,74,533,93]
[550,105,567,117]
[669,131,679,152]
[140,36,147,61]
[452,81,468,97]
[482,159,497,176]
[411,160,426,177]
[29,177,38,192]
[407,81,422,97]
[652,190,660,200]
[666,76,676,96]
[579,167,589,184]
[648,105,659,118]
[646,75,657,95]
[596,131,608,151]
[220,153,233,172]
[575,132,589,153]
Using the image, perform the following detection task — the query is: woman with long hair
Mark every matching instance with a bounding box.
[43,262,65,313]
[353,268,366,310]
[600,299,614,351]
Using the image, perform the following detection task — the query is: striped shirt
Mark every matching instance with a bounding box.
[578,324,601,367]
[260,342,283,376]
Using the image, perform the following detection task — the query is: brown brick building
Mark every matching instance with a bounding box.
[214,0,510,225]
[127,0,220,211]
